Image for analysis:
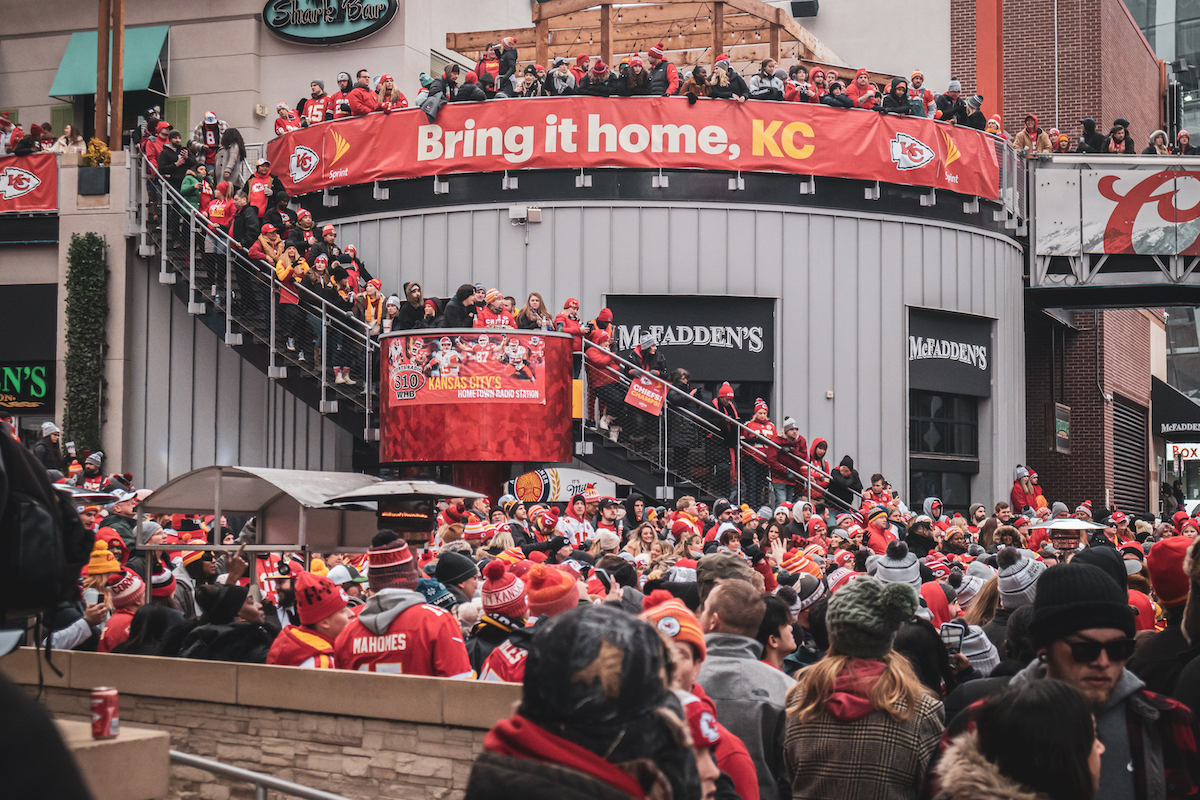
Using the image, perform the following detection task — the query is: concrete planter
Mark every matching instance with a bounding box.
[78,166,110,196]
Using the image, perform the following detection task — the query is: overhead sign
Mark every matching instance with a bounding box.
[908,308,993,397]
[0,154,57,213]
[266,97,1001,198]
[261,0,398,45]
[1168,442,1200,461]
[1153,376,1200,440]
[605,294,775,383]
[508,469,618,504]
[0,361,54,414]
[1036,167,1200,256]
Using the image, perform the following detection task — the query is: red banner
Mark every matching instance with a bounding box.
[384,330,548,406]
[0,153,57,213]
[624,374,667,416]
[266,97,1000,200]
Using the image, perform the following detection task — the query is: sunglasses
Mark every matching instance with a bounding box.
[1064,636,1136,664]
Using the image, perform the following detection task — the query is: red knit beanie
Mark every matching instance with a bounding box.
[1148,536,1193,607]
[296,570,349,625]
[368,538,419,592]
[525,564,578,618]
[481,560,527,619]
[649,42,665,59]
[108,570,145,609]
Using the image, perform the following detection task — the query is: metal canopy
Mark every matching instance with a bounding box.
[138,466,383,551]
[326,480,486,506]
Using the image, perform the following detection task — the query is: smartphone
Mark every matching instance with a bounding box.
[83,588,100,606]
[940,621,966,654]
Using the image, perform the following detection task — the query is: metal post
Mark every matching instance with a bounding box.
[255,784,267,800]
[298,508,308,567]
[364,337,373,435]
[224,243,241,345]
[187,210,204,313]
[213,466,223,546]
[319,307,337,414]
[267,276,284,379]
[661,405,668,502]
[736,442,742,505]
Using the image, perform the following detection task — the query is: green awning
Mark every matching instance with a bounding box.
[49,26,169,98]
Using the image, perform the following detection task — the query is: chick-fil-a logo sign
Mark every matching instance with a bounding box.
[1092,169,1200,254]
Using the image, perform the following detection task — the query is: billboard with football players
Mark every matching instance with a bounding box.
[383,330,549,406]
[377,329,574,463]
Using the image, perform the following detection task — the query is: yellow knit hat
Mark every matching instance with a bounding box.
[310,558,329,577]
[87,540,121,576]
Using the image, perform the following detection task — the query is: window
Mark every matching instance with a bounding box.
[909,390,979,515]
[164,97,190,138]
[909,391,978,456]
[50,105,74,140]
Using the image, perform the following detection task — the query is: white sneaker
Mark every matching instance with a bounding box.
[599,415,611,431]
[298,351,306,362]
[286,337,296,351]
[341,371,356,386]
[609,429,620,442]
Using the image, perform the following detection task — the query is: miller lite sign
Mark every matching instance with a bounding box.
[289,145,319,183]
[890,132,936,171]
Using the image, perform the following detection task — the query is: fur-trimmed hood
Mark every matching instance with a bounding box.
[935,731,1054,800]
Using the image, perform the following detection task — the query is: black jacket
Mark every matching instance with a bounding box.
[622,345,666,378]
[578,73,616,97]
[709,70,749,100]
[1077,118,1108,153]
[465,614,526,674]
[935,94,970,125]
[497,49,518,85]
[442,296,475,328]
[31,439,58,471]
[881,88,911,115]
[820,92,853,109]
[1126,610,1198,695]
[964,110,987,130]
[619,74,652,96]
[157,144,187,188]
[396,301,430,330]
[452,82,488,103]
[231,203,261,248]
[429,77,457,101]
[264,205,296,233]
[827,455,862,508]
[177,621,276,663]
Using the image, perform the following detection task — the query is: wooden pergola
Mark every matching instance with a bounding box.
[447,0,850,76]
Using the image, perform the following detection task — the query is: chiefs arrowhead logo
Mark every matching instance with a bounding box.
[889,132,936,171]
[289,145,319,183]
[0,166,41,200]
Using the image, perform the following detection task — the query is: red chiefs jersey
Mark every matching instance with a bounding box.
[248,175,273,217]
[302,96,334,126]
[861,489,894,507]
[330,91,352,119]
[333,603,472,677]
[266,625,337,668]
[479,638,529,683]
[98,608,135,653]
[275,114,301,136]
[474,307,517,329]
[746,420,777,452]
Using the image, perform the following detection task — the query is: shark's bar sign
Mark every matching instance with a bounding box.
[908,308,993,397]
[0,361,53,414]
[262,0,398,45]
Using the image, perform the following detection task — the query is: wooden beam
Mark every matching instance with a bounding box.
[109,0,124,150]
[713,2,724,58]
[721,0,841,63]
[600,5,612,66]
[96,0,110,142]
[447,27,534,52]
[532,0,603,23]
[769,21,780,63]
[536,19,549,68]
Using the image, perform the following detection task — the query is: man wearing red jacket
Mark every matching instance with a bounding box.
[863,505,898,555]
[348,70,381,116]
[767,416,807,506]
[334,533,473,677]
[646,42,679,95]
[744,398,777,510]
[266,571,353,668]
[473,289,517,328]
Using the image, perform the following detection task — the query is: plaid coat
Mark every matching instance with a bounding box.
[785,692,945,800]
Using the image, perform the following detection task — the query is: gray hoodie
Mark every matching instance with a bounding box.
[356,588,427,635]
[696,632,795,800]
[1010,658,1142,800]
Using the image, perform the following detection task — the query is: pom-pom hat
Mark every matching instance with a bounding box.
[641,589,706,660]
[482,560,527,619]
[295,570,349,625]
[827,576,918,659]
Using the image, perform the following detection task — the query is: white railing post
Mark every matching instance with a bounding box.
[268,276,285,379]
[224,244,242,345]
[187,209,204,314]
[158,184,175,284]
[319,306,337,414]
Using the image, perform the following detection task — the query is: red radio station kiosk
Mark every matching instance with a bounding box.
[378,328,574,500]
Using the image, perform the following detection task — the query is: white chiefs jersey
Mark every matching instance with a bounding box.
[431,349,461,376]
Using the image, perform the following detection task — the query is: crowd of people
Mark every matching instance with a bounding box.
[0,113,88,155]
[13,402,1200,799]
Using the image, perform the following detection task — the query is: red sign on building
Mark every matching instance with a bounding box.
[0,154,57,213]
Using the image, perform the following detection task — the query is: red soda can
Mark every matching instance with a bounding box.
[91,687,119,739]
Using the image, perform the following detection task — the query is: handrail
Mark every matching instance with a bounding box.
[170,750,352,800]
[581,338,861,510]
[147,162,372,342]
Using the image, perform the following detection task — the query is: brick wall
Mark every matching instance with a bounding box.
[1024,308,1157,512]
[949,0,1162,140]
[42,688,483,800]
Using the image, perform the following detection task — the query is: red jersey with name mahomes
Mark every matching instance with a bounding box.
[333,602,472,677]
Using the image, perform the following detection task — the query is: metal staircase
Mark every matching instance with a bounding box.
[129,153,380,443]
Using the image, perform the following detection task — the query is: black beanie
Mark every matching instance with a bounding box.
[1070,546,1126,591]
[434,551,479,586]
[1029,563,1135,649]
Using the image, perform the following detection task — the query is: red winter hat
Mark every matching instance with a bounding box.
[481,560,527,619]
[368,538,419,592]
[641,590,706,660]
[597,307,613,322]
[295,570,349,625]
[754,397,768,414]
[1147,536,1193,607]
[649,42,665,59]
[1110,511,1127,524]
[525,564,578,617]
[108,570,145,609]
[834,549,856,569]
[583,483,600,503]
[322,224,336,236]
[718,381,734,398]
[855,67,870,78]
[464,71,478,84]
[576,53,590,66]
[592,61,608,75]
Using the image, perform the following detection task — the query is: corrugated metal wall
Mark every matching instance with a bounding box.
[331,201,1026,502]
[123,253,353,489]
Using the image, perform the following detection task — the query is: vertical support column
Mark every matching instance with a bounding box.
[713,2,724,61]
[95,0,110,142]
[600,4,613,67]
[976,0,1003,123]
[769,16,781,63]
[535,18,549,69]
[109,0,125,150]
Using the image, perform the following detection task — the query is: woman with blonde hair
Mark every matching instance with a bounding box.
[516,292,553,330]
[963,575,999,627]
[785,577,943,799]
[436,523,464,548]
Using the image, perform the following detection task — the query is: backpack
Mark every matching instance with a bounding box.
[0,431,94,617]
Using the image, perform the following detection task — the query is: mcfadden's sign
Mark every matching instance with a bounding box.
[262,0,398,45]
[605,294,775,383]
[908,308,993,397]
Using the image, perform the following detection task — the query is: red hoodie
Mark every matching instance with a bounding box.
[826,659,887,721]
[806,438,831,500]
